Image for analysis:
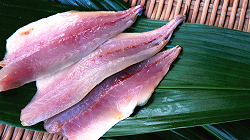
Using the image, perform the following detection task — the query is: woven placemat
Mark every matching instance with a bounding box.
[0,123,66,140]
[1,0,250,140]
[126,0,250,32]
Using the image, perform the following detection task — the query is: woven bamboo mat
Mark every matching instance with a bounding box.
[126,0,250,32]
[1,0,250,140]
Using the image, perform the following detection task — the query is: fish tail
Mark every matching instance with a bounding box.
[122,5,144,20]
[152,15,185,40]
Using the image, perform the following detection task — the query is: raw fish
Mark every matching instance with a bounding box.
[44,45,182,140]
[21,15,185,126]
[0,5,143,92]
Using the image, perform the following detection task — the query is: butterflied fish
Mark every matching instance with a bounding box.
[44,45,182,140]
[0,5,143,92]
[21,15,185,126]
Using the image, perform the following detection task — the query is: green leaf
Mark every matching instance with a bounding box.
[203,120,250,139]
[51,0,130,11]
[101,125,218,140]
[101,119,250,139]
[0,0,250,137]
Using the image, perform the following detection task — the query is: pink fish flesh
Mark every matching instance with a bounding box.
[20,15,185,126]
[44,46,182,140]
[0,5,143,92]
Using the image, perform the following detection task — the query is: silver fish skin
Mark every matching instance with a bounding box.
[44,46,182,140]
[20,15,185,126]
[0,5,143,92]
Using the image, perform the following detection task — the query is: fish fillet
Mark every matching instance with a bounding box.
[21,15,185,126]
[44,45,182,140]
[0,5,143,92]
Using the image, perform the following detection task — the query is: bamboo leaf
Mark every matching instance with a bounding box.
[0,0,250,137]
[203,120,250,140]
[101,119,250,139]
[50,0,130,11]
[101,125,218,140]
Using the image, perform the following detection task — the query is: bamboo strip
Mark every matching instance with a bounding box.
[0,123,6,137]
[52,134,59,140]
[150,2,158,19]
[169,4,176,20]
[200,0,210,24]
[196,7,202,23]
[42,133,49,140]
[47,133,54,140]
[174,0,183,17]
[160,4,167,20]
[32,131,39,140]
[224,15,229,28]
[144,0,150,16]
[26,130,34,140]
[12,127,22,140]
[146,0,156,18]
[131,0,137,6]
[238,0,248,30]
[184,0,192,22]
[218,0,229,27]
[184,0,192,13]
[209,0,220,25]
[164,0,174,20]
[32,131,43,140]
[140,0,146,5]
[247,18,250,32]
[228,0,239,29]
[155,0,164,19]
[191,0,201,23]
[11,127,18,140]
[22,129,29,140]
[14,128,24,140]
[36,132,44,140]
[205,10,211,25]
[179,1,185,16]
[2,125,15,140]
